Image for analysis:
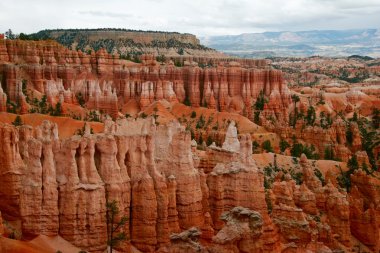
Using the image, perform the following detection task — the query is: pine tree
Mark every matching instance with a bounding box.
[106,200,128,253]
[12,115,23,126]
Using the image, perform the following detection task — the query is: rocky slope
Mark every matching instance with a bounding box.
[0,117,379,252]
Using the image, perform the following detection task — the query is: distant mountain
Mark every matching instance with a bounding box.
[200,29,380,58]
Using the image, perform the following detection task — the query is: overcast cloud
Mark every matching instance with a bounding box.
[0,0,379,36]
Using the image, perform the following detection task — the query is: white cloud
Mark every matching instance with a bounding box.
[0,0,379,36]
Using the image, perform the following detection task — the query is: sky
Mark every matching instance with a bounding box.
[1,0,380,36]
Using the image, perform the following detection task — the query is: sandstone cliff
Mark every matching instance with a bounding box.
[0,118,379,252]
[0,39,290,121]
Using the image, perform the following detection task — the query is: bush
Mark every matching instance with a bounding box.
[87,111,100,122]
[254,111,260,124]
[262,140,274,153]
[156,54,166,63]
[306,106,316,125]
[265,190,273,213]
[196,115,205,129]
[206,135,213,146]
[280,139,290,153]
[184,95,191,106]
[254,90,266,111]
[290,170,303,185]
[76,93,85,107]
[347,155,359,171]
[324,146,334,160]
[291,143,304,157]
[346,127,353,145]
[314,168,325,185]
[291,143,319,159]
[252,141,260,153]
[337,155,360,192]
[50,102,62,116]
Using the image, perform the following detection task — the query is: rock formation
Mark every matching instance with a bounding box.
[0,38,379,253]
[0,39,290,120]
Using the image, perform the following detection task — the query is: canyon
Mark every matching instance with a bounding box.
[0,36,379,253]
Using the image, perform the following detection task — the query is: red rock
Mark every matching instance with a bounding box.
[0,40,290,121]
[211,206,263,252]
[0,86,7,112]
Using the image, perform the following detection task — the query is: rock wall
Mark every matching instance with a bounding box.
[0,118,276,252]
[1,118,380,252]
[0,39,291,119]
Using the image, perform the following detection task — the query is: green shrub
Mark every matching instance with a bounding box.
[254,90,266,111]
[324,146,334,160]
[50,102,62,116]
[196,115,205,129]
[76,92,85,107]
[290,170,303,185]
[306,106,316,125]
[280,139,290,153]
[314,168,325,185]
[262,140,273,153]
[206,135,213,146]
[252,141,260,153]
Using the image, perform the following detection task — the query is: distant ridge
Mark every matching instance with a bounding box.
[200,29,380,58]
[29,28,223,59]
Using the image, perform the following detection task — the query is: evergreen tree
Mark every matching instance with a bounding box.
[280,139,290,153]
[347,155,359,172]
[306,106,316,125]
[291,94,300,127]
[324,146,334,160]
[254,90,266,111]
[12,115,23,126]
[106,200,128,253]
[50,102,62,116]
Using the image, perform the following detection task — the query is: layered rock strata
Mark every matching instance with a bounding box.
[0,39,290,119]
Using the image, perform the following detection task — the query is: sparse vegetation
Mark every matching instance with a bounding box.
[291,94,300,128]
[140,112,148,119]
[324,146,334,160]
[75,124,94,136]
[196,115,206,129]
[291,142,319,159]
[87,110,101,122]
[106,199,128,253]
[314,168,325,185]
[76,92,85,107]
[262,140,274,153]
[252,141,260,153]
[306,106,316,126]
[12,115,23,126]
[50,102,62,116]
[280,139,290,153]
